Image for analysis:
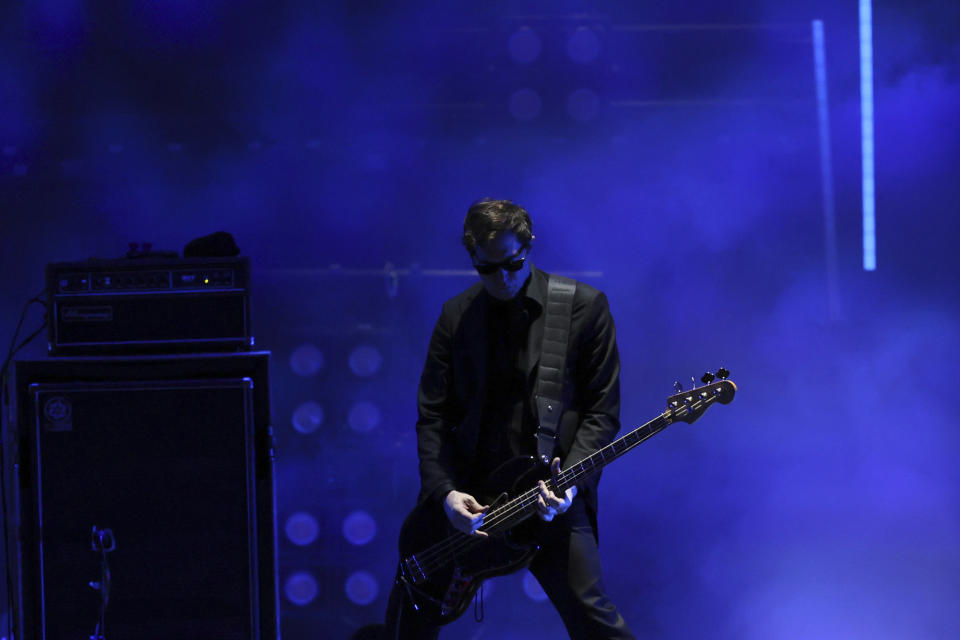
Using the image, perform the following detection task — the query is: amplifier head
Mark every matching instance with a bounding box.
[46,256,253,355]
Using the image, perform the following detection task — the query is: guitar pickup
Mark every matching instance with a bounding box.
[403,555,428,584]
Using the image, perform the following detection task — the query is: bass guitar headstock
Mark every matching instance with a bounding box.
[666,367,736,425]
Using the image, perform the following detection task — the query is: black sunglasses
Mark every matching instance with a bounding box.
[472,246,530,275]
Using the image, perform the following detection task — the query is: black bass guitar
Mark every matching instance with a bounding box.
[395,371,737,625]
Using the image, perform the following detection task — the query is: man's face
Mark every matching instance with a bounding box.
[472,231,531,301]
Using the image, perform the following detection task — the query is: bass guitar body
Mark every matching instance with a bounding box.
[395,374,737,627]
[396,455,548,626]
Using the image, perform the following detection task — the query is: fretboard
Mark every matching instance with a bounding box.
[463,381,733,542]
[481,388,727,533]
[483,413,676,534]
[553,413,672,494]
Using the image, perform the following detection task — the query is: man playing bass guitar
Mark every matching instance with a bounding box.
[385,199,635,639]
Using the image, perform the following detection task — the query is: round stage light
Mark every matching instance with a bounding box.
[522,571,548,602]
[567,88,601,122]
[509,89,542,121]
[342,510,377,546]
[566,27,601,64]
[285,571,319,606]
[290,344,324,376]
[347,401,381,434]
[284,511,320,546]
[349,345,382,378]
[345,570,379,606]
[292,401,324,434]
[508,27,541,64]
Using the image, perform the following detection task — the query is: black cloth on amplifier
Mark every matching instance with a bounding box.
[184,231,241,258]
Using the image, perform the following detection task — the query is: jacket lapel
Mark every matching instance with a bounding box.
[524,267,548,381]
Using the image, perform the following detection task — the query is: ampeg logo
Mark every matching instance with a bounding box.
[43,396,73,432]
[61,306,113,322]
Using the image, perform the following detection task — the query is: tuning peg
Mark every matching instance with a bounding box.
[716,367,729,380]
[674,381,683,393]
[701,371,715,384]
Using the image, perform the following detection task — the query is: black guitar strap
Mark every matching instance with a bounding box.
[534,274,577,466]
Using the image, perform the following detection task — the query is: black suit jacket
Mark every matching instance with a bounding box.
[415,265,621,536]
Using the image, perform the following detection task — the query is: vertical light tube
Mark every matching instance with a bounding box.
[812,20,841,320]
[859,0,877,270]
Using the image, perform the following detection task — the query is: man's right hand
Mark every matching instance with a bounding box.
[443,490,489,537]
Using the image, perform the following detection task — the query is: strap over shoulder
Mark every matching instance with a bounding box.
[534,274,576,466]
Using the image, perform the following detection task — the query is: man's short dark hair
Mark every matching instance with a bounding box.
[462,199,534,253]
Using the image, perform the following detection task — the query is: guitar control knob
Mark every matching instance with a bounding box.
[701,372,715,384]
[716,367,730,380]
[674,381,683,393]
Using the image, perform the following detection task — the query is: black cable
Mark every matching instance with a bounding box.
[0,290,46,404]
[90,527,114,640]
[0,289,47,638]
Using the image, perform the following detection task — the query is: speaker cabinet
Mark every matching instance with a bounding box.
[7,353,278,639]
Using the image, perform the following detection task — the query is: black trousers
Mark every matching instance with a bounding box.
[384,502,634,639]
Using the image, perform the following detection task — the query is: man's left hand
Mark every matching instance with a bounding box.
[536,457,577,522]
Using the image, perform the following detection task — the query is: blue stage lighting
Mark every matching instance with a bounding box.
[348,401,381,434]
[345,571,379,606]
[566,27,601,64]
[342,510,377,546]
[284,571,319,606]
[860,0,877,271]
[509,27,542,64]
[285,511,320,546]
[349,344,382,377]
[292,401,324,434]
[812,20,841,320]
[290,343,324,376]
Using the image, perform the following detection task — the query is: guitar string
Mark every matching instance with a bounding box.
[408,410,674,575]
[410,388,725,574]
[419,381,731,571]
[410,416,665,573]
[408,393,720,575]
[408,398,709,574]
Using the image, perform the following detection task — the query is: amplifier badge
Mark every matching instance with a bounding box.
[61,306,113,322]
[43,396,74,432]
